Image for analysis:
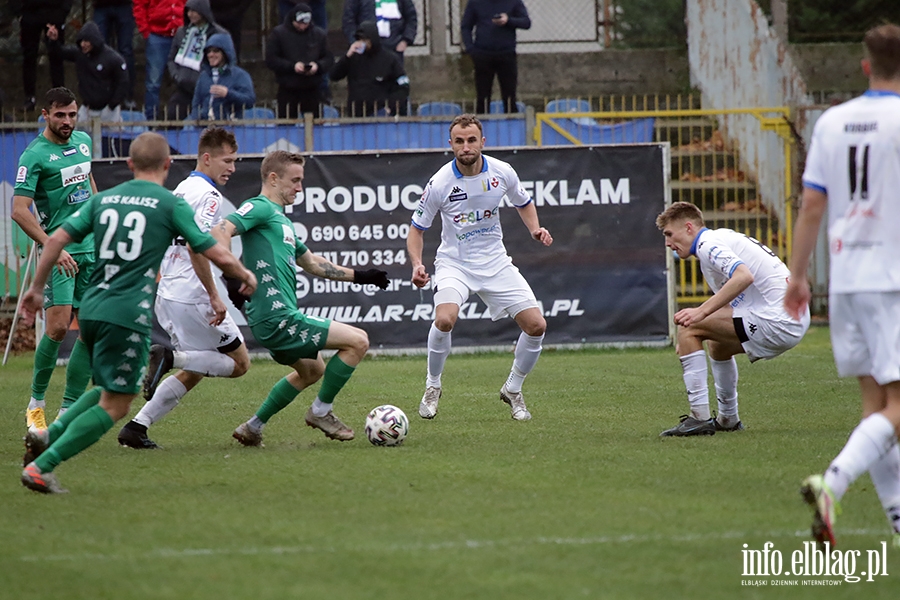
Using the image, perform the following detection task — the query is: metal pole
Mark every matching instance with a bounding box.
[3,244,35,366]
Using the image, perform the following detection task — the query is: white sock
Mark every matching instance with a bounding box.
[28,397,46,411]
[133,376,188,427]
[505,332,544,393]
[825,412,897,500]
[311,397,331,417]
[869,441,900,533]
[247,415,265,433]
[426,323,451,388]
[173,350,235,377]
[711,357,739,424]
[680,350,710,420]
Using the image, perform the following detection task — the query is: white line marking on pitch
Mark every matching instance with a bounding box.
[18,528,889,562]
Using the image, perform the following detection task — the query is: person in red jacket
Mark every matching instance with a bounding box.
[133,0,186,119]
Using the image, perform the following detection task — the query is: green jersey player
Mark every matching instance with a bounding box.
[212,150,389,446]
[12,87,98,429]
[18,132,256,494]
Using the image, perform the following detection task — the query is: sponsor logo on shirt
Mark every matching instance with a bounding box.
[68,188,91,205]
[453,208,498,224]
[236,202,254,216]
[60,162,91,186]
[16,166,27,183]
[62,148,77,157]
[448,185,468,202]
[282,223,295,246]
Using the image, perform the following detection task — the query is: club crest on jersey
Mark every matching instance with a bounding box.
[448,186,467,202]
[79,143,90,156]
[62,148,77,156]
[490,177,500,188]
[16,166,27,183]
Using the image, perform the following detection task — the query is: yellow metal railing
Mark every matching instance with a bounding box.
[534,106,797,304]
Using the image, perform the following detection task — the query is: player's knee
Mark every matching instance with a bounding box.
[230,357,250,378]
[523,318,546,337]
[433,315,455,332]
[352,328,370,356]
[44,323,68,341]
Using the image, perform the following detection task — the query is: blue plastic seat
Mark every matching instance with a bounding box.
[321,105,340,119]
[545,98,595,126]
[243,106,276,126]
[489,100,526,114]
[416,102,463,117]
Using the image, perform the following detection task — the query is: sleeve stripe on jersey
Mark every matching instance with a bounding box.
[802,180,827,194]
[411,220,428,231]
[727,261,745,278]
[513,198,533,208]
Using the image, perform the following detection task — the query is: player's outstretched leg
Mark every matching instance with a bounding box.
[59,337,92,419]
[419,386,442,419]
[305,356,355,441]
[22,462,68,494]
[500,385,531,421]
[419,323,450,419]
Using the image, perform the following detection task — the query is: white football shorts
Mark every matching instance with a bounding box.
[734,306,810,362]
[155,296,243,352]
[829,292,900,385]
[432,262,538,321]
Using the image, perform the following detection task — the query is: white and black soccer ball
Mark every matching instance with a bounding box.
[365,405,409,446]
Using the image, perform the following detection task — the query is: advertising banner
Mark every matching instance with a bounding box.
[92,145,670,352]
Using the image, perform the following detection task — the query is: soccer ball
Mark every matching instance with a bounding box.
[365,405,409,446]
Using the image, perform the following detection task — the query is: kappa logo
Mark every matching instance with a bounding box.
[266,288,278,297]
[123,348,138,358]
[127,333,142,343]
[311,332,322,345]
[256,260,270,269]
[104,264,120,281]
[144,268,157,278]
[139,300,151,309]
[261,274,274,283]
[117,363,132,372]
[748,322,758,335]
[287,325,297,336]
[141,285,154,294]
[299,329,309,342]
[451,186,463,194]
[219,334,229,343]
[113,377,128,386]
[278,319,287,330]
[448,185,468,202]
[134,314,150,326]
[271,300,286,310]
[49,154,60,161]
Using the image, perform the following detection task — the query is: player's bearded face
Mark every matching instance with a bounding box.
[450,125,484,167]
[45,102,77,141]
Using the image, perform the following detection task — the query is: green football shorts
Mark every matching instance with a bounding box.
[251,311,332,366]
[78,319,150,395]
[43,251,95,309]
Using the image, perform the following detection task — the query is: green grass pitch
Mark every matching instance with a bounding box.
[1,326,897,598]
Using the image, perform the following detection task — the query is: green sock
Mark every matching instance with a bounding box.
[31,335,62,401]
[315,356,356,405]
[62,337,92,408]
[35,404,114,473]
[48,387,101,444]
[255,376,301,423]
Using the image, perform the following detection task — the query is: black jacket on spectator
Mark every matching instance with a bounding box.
[48,22,129,110]
[11,0,72,25]
[266,7,334,92]
[331,20,409,116]
[341,0,417,52]
[461,0,531,56]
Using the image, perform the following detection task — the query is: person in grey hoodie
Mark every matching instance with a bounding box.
[46,21,129,126]
[189,32,255,120]
[167,0,229,119]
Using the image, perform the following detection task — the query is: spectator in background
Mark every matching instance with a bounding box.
[189,32,255,120]
[210,0,254,62]
[46,22,129,126]
[342,0,417,64]
[266,2,333,119]
[134,0,185,119]
[168,0,229,119]
[10,0,71,112]
[93,0,137,107]
[331,20,409,117]
[279,0,327,30]
[461,0,531,114]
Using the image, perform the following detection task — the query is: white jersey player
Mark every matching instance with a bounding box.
[406,114,553,421]
[656,201,809,437]
[117,126,251,449]
[786,23,900,549]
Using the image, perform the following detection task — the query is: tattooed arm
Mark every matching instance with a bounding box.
[296,249,355,281]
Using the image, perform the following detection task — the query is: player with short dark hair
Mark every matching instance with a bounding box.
[12,87,98,431]
[407,113,553,421]
[19,132,256,494]
[656,202,810,437]
[118,126,250,449]
[215,150,389,446]
[786,22,900,549]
